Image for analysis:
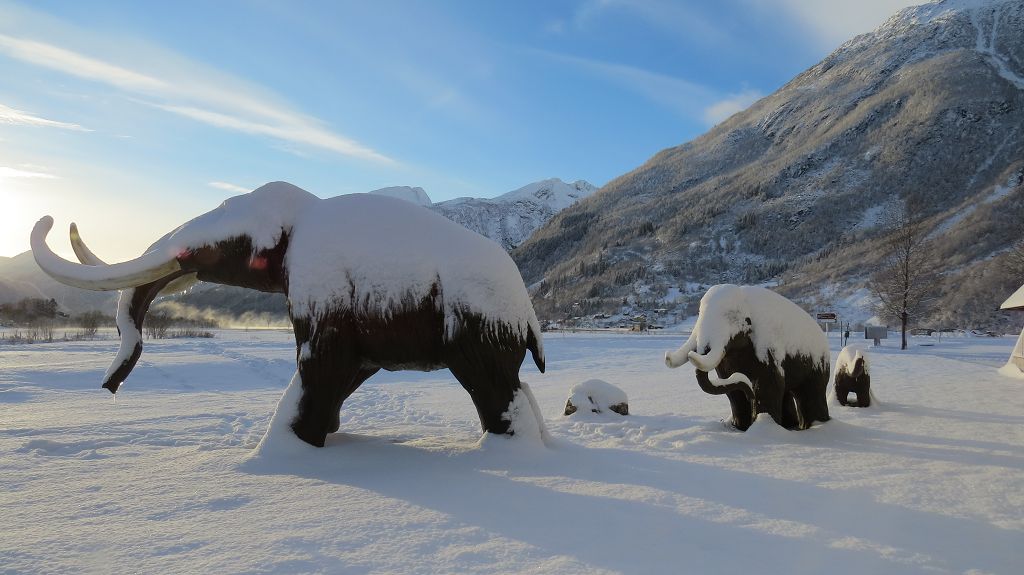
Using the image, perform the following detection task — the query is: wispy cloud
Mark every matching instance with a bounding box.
[0,32,394,164]
[764,0,918,49]
[703,89,763,126]
[535,50,759,125]
[155,104,393,164]
[0,165,59,179]
[0,102,89,131]
[208,181,252,194]
[572,0,730,45]
[536,50,714,118]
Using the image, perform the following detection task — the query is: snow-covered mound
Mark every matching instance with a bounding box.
[564,379,629,416]
[431,178,597,250]
[666,284,829,371]
[368,186,433,207]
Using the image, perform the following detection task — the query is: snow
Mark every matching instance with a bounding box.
[565,379,629,416]
[1,330,1023,573]
[665,285,829,375]
[368,185,433,207]
[286,192,542,351]
[493,178,598,212]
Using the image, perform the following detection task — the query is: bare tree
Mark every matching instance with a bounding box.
[869,199,939,350]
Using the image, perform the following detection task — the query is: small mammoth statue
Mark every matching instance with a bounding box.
[665,284,830,431]
[834,345,872,407]
[32,182,546,448]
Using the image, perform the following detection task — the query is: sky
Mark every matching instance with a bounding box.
[0,0,922,261]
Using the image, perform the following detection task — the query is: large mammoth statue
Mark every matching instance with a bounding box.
[664,284,830,431]
[31,181,546,447]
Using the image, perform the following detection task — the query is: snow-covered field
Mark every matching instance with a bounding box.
[2,329,1022,574]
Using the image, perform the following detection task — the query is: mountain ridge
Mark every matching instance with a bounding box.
[512,0,1024,329]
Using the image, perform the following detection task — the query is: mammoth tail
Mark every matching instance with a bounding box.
[527,324,545,373]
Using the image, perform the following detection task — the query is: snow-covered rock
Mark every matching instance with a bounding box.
[563,379,629,416]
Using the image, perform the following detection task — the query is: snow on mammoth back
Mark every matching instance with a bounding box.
[287,192,541,342]
[672,284,828,370]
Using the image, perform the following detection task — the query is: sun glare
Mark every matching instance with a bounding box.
[0,180,36,258]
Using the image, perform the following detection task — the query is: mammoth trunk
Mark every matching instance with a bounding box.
[102,271,189,393]
[695,369,755,431]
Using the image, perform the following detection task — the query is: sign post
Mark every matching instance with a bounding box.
[816,312,837,342]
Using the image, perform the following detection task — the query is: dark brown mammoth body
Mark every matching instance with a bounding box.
[695,333,830,431]
[834,357,871,408]
[290,301,542,447]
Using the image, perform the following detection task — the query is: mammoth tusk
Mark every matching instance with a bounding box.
[688,345,725,372]
[32,216,183,290]
[71,223,197,295]
[69,222,106,266]
[665,335,699,368]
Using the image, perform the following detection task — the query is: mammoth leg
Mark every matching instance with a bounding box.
[781,391,806,430]
[855,375,872,407]
[754,377,786,428]
[326,367,379,433]
[787,380,831,428]
[446,340,526,435]
[289,321,376,447]
[725,389,754,431]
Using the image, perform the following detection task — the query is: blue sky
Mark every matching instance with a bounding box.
[0,0,918,259]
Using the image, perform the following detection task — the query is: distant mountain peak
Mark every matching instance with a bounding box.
[368,186,433,206]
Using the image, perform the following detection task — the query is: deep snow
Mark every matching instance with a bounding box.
[1,329,1022,574]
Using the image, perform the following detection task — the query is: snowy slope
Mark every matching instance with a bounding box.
[1,330,1022,573]
[514,0,1024,329]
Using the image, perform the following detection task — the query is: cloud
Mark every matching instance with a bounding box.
[208,181,252,194]
[535,50,714,118]
[767,0,919,49]
[0,102,89,131]
[155,104,393,164]
[0,32,394,164]
[572,0,730,45]
[702,89,763,126]
[0,165,59,179]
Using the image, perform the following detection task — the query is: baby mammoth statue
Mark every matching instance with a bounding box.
[834,345,873,407]
[665,285,830,431]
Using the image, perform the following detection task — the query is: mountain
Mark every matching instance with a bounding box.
[368,186,433,207]
[513,0,1024,330]
[431,179,598,250]
[0,251,118,313]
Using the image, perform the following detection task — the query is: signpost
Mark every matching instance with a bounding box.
[817,311,837,342]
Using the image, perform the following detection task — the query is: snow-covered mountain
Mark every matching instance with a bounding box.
[514,0,1024,329]
[368,186,433,207]
[430,179,598,250]
[368,179,598,250]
